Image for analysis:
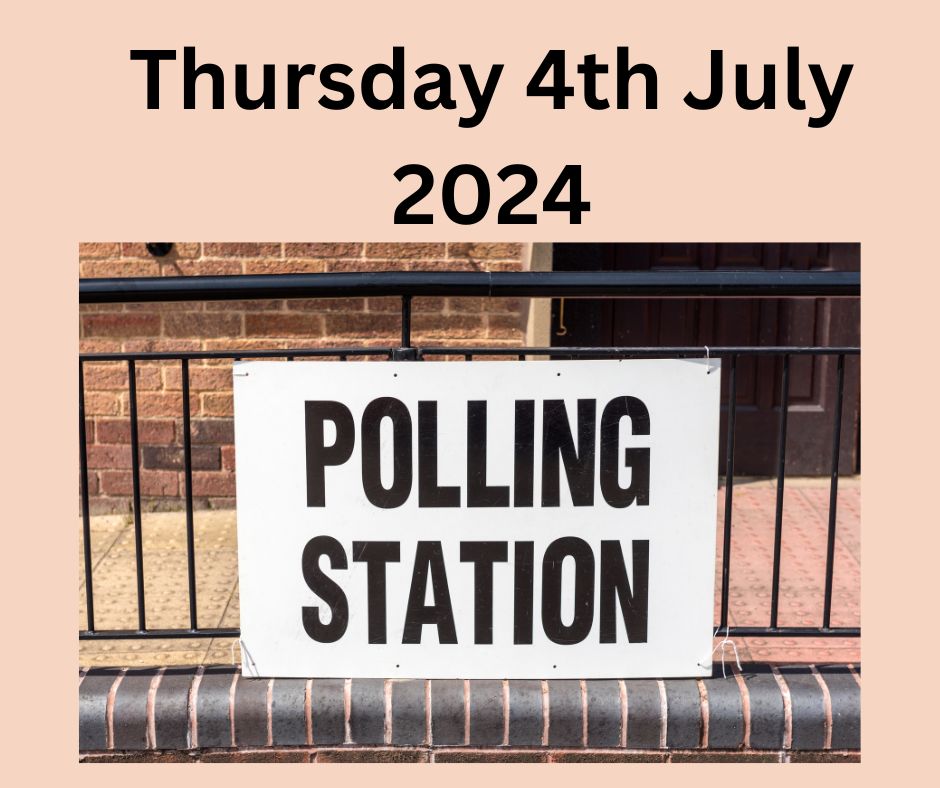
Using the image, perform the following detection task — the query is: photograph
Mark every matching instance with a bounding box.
[78,241,860,762]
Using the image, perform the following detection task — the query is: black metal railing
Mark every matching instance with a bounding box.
[79,270,860,642]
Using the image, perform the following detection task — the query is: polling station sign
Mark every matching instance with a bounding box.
[232,359,721,678]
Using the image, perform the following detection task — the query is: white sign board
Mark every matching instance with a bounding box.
[233,359,720,678]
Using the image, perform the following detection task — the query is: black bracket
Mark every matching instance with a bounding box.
[391,347,420,361]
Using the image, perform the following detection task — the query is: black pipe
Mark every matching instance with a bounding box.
[80,270,860,303]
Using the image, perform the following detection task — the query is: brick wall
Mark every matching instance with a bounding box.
[79,242,530,514]
[79,667,861,762]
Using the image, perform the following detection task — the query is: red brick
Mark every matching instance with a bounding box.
[448,242,524,261]
[199,751,310,763]
[79,242,121,258]
[366,242,445,259]
[411,313,485,339]
[79,304,125,313]
[483,260,524,272]
[142,445,220,471]
[245,313,324,336]
[164,313,242,338]
[99,469,179,496]
[80,260,161,278]
[136,392,198,418]
[80,751,195,763]
[85,362,162,391]
[285,297,366,313]
[82,314,161,338]
[368,296,445,314]
[190,419,234,445]
[189,365,232,391]
[96,418,175,444]
[323,313,402,338]
[80,339,122,353]
[84,363,130,391]
[86,445,133,469]
[788,752,861,763]
[315,749,429,763]
[487,314,525,339]
[121,339,201,353]
[221,445,236,471]
[204,299,282,311]
[434,751,547,763]
[551,752,666,763]
[204,242,282,258]
[161,259,244,276]
[668,751,780,763]
[258,339,333,351]
[450,296,523,314]
[201,393,234,417]
[164,364,233,391]
[134,364,166,390]
[203,338,287,351]
[244,259,327,275]
[284,242,362,258]
[406,258,479,271]
[325,260,407,273]
[119,242,152,258]
[83,392,122,416]
[123,301,195,312]
[192,471,237,496]
[145,470,182,497]
[98,469,135,495]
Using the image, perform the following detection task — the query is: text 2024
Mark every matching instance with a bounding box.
[394,164,590,225]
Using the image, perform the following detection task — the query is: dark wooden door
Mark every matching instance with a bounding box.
[550,243,860,475]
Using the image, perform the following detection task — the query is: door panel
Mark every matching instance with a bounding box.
[550,243,860,475]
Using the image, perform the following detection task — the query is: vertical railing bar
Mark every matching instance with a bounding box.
[286,356,294,362]
[79,359,95,631]
[340,354,348,361]
[719,354,738,631]
[822,354,846,628]
[401,295,412,348]
[518,353,526,361]
[464,354,472,362]
[181,358,198,630]
[128,359,146,632]
[769,354,791,628]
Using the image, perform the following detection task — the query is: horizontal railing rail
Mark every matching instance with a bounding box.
[79,272,861,647]
[79,269,860,303]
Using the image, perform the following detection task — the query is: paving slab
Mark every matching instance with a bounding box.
[79,479,860,667]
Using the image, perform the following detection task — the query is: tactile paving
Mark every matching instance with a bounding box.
[79,478,861,667]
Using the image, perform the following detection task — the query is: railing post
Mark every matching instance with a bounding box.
[79,360,95,631]
[392,294,419,360]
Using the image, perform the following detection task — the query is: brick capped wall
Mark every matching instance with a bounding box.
[79,242,530,513]
[78,666,861,762]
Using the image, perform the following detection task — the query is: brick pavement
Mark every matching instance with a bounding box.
[78,477,860,668]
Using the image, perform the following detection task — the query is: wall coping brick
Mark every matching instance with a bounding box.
[79,662,859,760]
